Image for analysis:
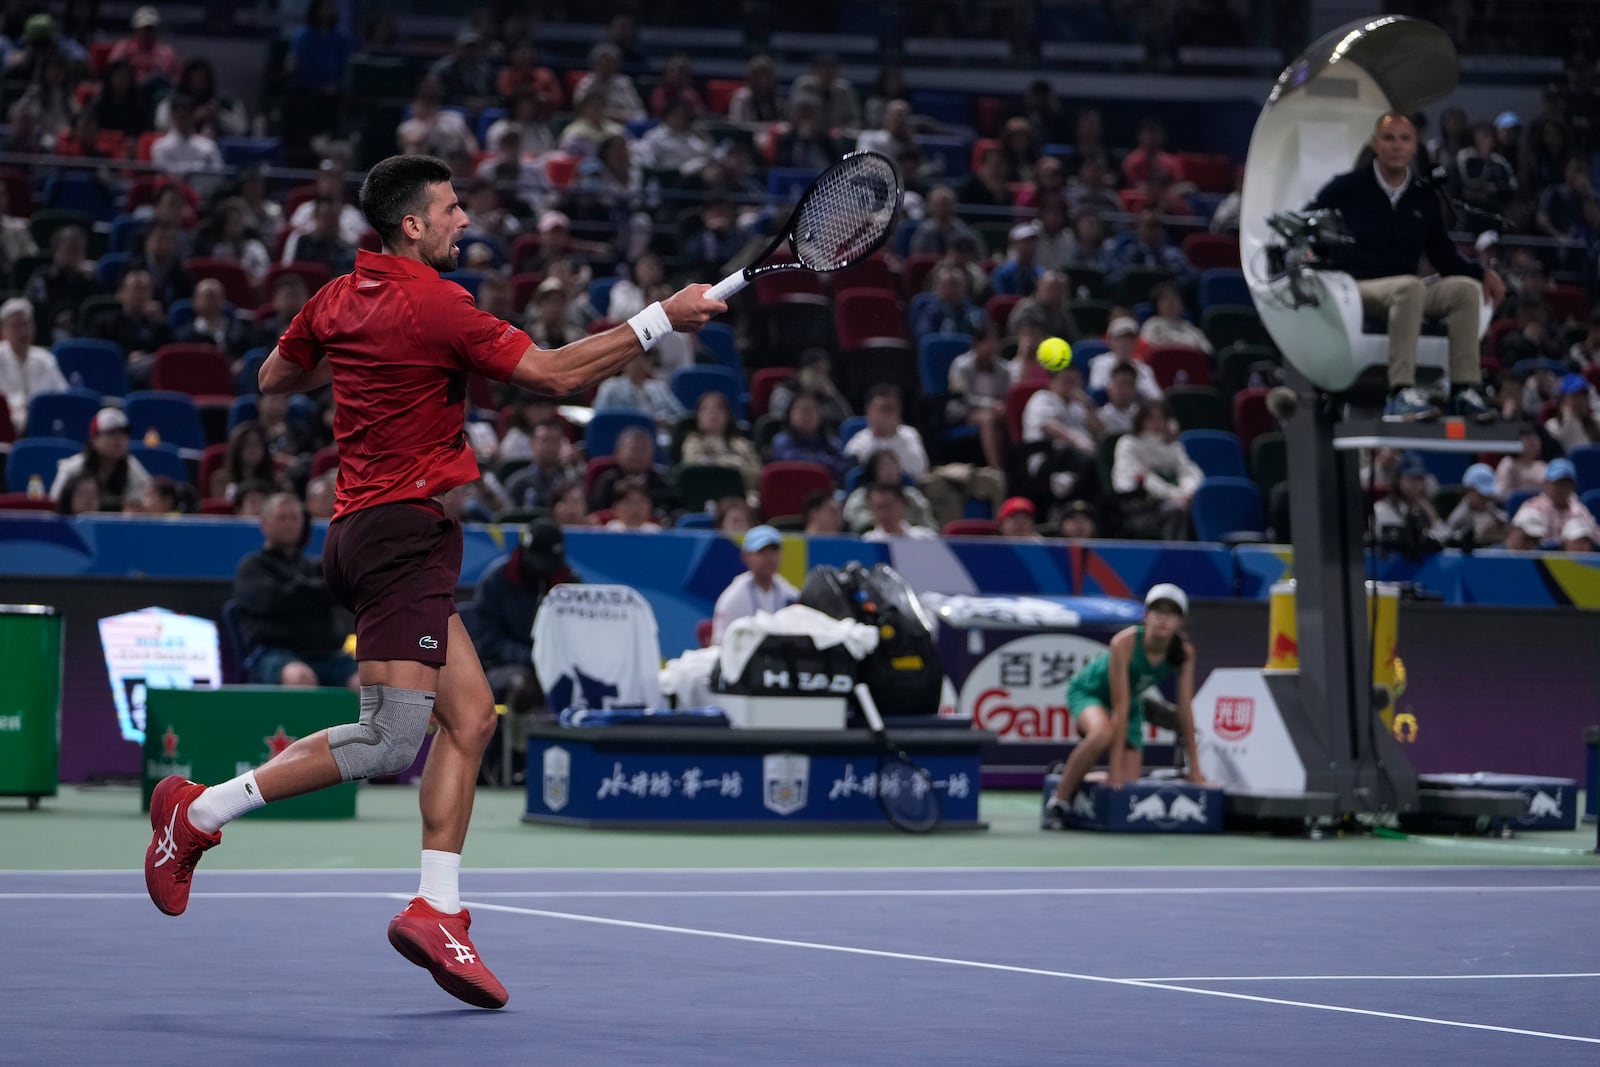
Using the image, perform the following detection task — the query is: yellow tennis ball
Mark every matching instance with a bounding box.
[1036,336,1073,371]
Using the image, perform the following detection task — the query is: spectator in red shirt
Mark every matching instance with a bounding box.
[650,54,705,118]
[1121,118,1185,189]
[109,7,180,87]
[143,155,723,1006]
[496,42,564,111]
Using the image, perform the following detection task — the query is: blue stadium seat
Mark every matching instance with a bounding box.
[674,511,716,530]
[588,276,620,314]
[124,390,205,452]
[1199,268,1251,310]
[166,299,236,332]
[441,270,484,301]
[1192,476,1267,542]
[1582,489,1600,518]
[227,395,259,434]
[695,322,740,372]
[5,437,78,493]
[44,172,116,222]
[767,167,820,202]
[52,339,129,398]
[236,348,270,396]
[670,365,747,419]
[584,408,656,461]
[838,415,869,445]
[132,442,189,483]
[96,251,132,291]
[1179,430,1247,479]
[917,333,971,396]
[475,108,506,143]
[1568,444,1600,494]
[217,137,281,167]
[906,291,939,333]
[908,89,970,128]
[1420,450,1471,487]
[455,236,503,269]
[914,134,972,179]
[25,389,102,442]
[1073,339,1110,361]
[1505,488,1537,519]
[108,214,148,254]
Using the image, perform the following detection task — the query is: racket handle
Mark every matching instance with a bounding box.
[708,271,749,302]
[854,683,886,734]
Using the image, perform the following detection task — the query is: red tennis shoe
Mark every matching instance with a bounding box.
[144,776,221,916]
[388,897,509,1009]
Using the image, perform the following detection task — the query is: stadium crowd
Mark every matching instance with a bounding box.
[4,4,1600,554]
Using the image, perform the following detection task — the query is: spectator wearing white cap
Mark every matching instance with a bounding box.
[711,525,799,643]
[0,298,65,432]
[990,222,1045,297]
[109,6,179,86]
[49,408,153,509]
[1445,463,1510,548]
[1086,316,1162,401]
[1505,458,1598,552]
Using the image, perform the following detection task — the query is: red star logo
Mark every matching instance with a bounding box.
[263,726,296,758]
[161,726,179,758]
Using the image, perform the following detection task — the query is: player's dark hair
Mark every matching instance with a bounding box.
[359,154,452,247]
[801,488,834,518]
[1167,632,1189,668]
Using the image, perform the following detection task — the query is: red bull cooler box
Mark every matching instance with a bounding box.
[1417,773,1579,831]
[923,594,1154,786]
[1041,772,1224,833]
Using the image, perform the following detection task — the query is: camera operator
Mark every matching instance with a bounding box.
[1307,112,1505,422]
[1373,452,1446,559]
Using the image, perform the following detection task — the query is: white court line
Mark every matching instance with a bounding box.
[1132,973,1600,983]
[3,863,1597,876]
[7,884,1600,902]
[466,900,1600,1047]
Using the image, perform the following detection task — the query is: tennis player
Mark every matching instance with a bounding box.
[1044,583,1206,826]
[143,154,725,1009]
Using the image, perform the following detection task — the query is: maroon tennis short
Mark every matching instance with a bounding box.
[322,499,461,667]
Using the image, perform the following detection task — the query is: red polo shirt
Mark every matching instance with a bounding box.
[277,250,530,518]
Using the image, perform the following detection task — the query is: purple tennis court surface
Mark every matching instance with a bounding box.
[6,866,1599,1064]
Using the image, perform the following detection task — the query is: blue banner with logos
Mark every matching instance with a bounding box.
[527,736,981,827]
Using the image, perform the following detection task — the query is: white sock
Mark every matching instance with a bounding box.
[187,770,266,834]
[418,850,462,913]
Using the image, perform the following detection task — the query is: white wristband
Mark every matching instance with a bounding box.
[627,302,672,351]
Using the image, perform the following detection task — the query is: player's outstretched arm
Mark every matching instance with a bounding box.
[507,284,726,396]
[259,347,333,395]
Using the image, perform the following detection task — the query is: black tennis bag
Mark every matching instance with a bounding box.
[799,562,944,718]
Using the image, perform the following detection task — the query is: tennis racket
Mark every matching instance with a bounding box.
[854,683,942,833]
[706,151,903,301]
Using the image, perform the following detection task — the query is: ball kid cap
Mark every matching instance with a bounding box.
[1144,582,1188,616]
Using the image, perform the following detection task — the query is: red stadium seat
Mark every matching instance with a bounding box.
[511,233,543,273]
[828,255,902,298]
[1178,152,1236,194]
[151,344,233,398]
[197,443,228,497]
[136,131,160,161]
[985,294,1021,335]
[545,154,578,189]
[704,79,741,115]
[510,271,545,312]
[1230,387,1275,453]
[942,518,998,536]
[0,168,34,218]
[1005,381,1043,441]
[1145,345,1212,389]
[834,288,906,350]
[584,456,618,498]
[754,265,824,304]
[186,257,258,309]
[902,254,941,296]
[198,497,235,515]
[0,492,55,512]
[312,445,339,478]
[695,618,715,647]
[1118,188,1152,213]
[749,367,791,419]
[1181,232,1240,271]
[759,461,833,521]
[1547,284,1590,326]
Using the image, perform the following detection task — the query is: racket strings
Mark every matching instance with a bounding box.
[792,154,900,271]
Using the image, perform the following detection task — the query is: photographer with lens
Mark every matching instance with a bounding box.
[1307,112,1505,422]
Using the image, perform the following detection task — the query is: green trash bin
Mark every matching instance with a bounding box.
[0,605,63,809]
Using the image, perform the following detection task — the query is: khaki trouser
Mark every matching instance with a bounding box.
[1356,274,1483,387]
